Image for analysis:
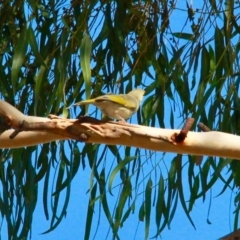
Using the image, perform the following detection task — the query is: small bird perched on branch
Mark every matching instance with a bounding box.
[68,89,145,122]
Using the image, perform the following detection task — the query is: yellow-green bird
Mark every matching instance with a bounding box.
[69,89,145,121]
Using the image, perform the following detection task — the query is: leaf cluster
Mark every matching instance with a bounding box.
[0,0,240,238]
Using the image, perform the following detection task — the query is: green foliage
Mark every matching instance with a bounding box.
[0,0,240,239]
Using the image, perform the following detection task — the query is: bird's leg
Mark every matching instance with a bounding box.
[114,111,126,123]
[101,114,112,122]
[117,119,126,123]
[116,116,126,123]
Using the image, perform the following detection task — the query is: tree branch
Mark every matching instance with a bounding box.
[0,100,239,160]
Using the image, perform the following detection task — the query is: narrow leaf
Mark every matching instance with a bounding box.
[108,156,136,194]
[84,183,97,240]
[28,26,47,67]
[172,32,194,40]
[80,33,92,101]
[12,27,28,93]
[145,178,152,240]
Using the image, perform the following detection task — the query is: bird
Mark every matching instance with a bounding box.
[68,89,145,122]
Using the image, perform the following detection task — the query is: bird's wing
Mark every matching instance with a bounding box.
[95,95,136,109]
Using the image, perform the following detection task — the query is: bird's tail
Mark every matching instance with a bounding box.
[67,99,95,109]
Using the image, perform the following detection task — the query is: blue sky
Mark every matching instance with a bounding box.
[29,152,234,240]
[1,1,237,239]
